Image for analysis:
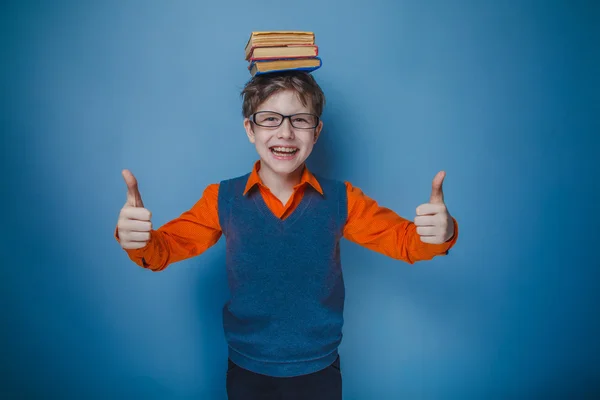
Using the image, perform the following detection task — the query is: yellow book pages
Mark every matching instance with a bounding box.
[245,31,315,58]
[250,58,321,76]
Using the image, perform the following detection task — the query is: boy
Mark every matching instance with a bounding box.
[115,71,458,399]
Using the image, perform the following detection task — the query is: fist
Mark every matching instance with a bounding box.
[414,171,454,244]
[117,169,153,250]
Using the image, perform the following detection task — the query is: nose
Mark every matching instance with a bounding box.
[277,117,295,139]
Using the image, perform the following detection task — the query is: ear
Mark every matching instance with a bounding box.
[244,118,255,144]
[313,120,323,143]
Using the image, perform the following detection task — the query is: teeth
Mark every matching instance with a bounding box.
[272,147,297,153]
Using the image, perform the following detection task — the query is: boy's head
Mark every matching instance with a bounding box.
[241,71,326,180]
[241,71,325,118]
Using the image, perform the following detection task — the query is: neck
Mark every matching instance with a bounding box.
[258,161,304,195]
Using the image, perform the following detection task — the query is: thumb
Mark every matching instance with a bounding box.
[429,171,445,204]
[122,169,144,208]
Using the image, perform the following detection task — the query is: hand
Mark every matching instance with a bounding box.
[414,171,455,244]
[117,169,153,250]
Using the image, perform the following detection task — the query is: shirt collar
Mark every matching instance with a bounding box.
[243,160,324,196]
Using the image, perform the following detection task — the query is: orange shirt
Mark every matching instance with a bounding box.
[116,161,458,271]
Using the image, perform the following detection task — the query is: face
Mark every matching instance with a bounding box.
[244,89,323,180]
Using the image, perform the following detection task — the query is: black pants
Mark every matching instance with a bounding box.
[226,356,342,400]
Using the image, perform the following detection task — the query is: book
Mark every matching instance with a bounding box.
[245,31,315,60]
[248,45,318,61]
[249,57,322,77]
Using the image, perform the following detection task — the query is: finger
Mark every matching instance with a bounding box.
[120,206,152,221]
[416,203,446,216]
[429,171,445,204]
[124,231,151,241]
[122,169,145,208]
[419,235,443,244]
[416,226,442,236]
[119,219,152,232]
[122,241,149,250]
[414,215,438,226]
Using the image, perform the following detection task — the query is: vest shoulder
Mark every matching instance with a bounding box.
[312,174,346,191]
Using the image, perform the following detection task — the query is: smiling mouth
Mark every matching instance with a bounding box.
[270,146,299,156]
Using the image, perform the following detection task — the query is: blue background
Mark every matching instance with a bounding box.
[2,0,599,398]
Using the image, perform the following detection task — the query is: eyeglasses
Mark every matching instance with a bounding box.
[250,111,320,129]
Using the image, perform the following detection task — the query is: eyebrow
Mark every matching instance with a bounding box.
[256,110,314,114]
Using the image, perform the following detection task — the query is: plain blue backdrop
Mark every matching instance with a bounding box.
[2,0,599,398]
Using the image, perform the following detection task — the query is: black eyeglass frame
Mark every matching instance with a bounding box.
[249,111,320,129]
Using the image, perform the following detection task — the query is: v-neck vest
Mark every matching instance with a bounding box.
[217,172,348,377]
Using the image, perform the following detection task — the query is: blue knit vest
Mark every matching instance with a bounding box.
[217,172,347,377]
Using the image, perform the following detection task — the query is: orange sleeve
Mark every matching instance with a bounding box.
[114,183,222,271]
[343,182,458,264]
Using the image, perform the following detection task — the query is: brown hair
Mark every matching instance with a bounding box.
[241,71,325,118]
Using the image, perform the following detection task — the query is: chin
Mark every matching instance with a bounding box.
[264,159,303,175]
[260,149,309,176]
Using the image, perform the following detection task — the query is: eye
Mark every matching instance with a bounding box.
[255,113,282,125]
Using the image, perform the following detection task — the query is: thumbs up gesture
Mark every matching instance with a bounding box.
[117,169,153,250]
[414,171,455,244]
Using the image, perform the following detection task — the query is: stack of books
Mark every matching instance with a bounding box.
[245,31,322,77]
